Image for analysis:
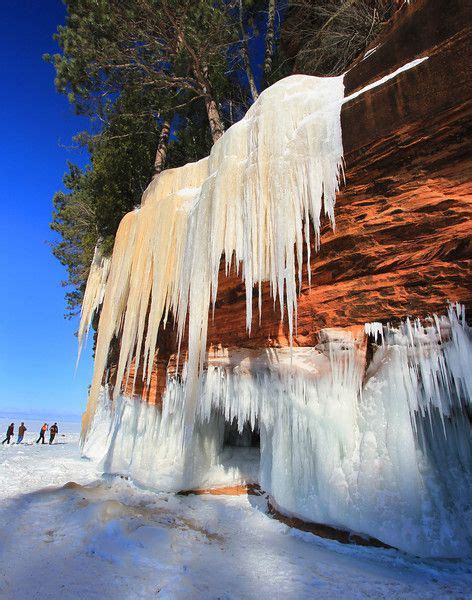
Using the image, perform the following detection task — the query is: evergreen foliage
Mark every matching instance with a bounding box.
[47,0,289,317]
[51,89,213,316]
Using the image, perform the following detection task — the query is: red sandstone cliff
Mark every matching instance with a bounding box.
[125,0,471,404]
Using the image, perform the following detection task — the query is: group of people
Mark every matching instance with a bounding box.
[2,422,59,445]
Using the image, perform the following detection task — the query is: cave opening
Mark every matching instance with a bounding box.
[218,416,261,486]
[223,417,260,449]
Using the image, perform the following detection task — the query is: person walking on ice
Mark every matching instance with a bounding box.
[17,422,27,444]
[2,423,14,445]
[36,423,48,444]
[49,422,58,444]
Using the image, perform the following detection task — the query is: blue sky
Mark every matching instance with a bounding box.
[0,1,92,419]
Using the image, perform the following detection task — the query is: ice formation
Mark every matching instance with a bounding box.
[80,61,434,435]
[81,74,345,434]
[84,305,472,557]
[343,57,429,105]
[77,246,111,363]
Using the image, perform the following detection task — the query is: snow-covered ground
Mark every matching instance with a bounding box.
[0,418,471,599]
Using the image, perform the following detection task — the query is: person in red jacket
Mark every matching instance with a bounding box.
[36,423,48,444]
[2,423,14,445]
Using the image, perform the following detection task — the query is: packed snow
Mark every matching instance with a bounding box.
[1,419,471,599]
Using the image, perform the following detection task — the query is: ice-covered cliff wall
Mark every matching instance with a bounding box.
[197,0,471,352]
[79,0,471,559]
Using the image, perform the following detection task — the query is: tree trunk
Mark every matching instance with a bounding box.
[153,119,171,178]
[239,0,259,102]
[263,0,277,86]
[205,96,224,143]
[194,66,225,144]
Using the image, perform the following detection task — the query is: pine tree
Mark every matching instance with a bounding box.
[46,0,290,313]
[45,0,240,143]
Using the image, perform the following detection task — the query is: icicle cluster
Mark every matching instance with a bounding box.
[81,74,345,434]
[365,303,472,426]
[84,307,472,557]
[77,246,111,363]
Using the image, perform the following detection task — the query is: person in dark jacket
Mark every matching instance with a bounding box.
[2,423,14,445]
[49,423,58,445]
[36,423,48,444]
[17,422,27,444]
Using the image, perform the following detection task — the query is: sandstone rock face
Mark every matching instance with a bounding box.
[128,0,471,404]
[208,0,471,345]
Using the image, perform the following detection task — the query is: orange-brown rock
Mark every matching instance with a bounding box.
[124,0,471,402]
[178,484,263,496]
[122,351,170,406]
[122,324,174,406]
[267,500,392,548]
[203,0,472,348]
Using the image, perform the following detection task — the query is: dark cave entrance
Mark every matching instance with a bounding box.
[223,417,260,449]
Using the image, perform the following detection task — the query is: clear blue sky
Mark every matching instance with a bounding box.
[0,1,93,419]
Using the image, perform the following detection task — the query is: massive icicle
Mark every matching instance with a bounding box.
[77,246,111,363]
[84,307,472,557]
[81,74,345,434]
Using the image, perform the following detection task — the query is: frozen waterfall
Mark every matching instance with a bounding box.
[80,74,345,434]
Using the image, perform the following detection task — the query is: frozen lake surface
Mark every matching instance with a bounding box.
[0,417,470,599]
